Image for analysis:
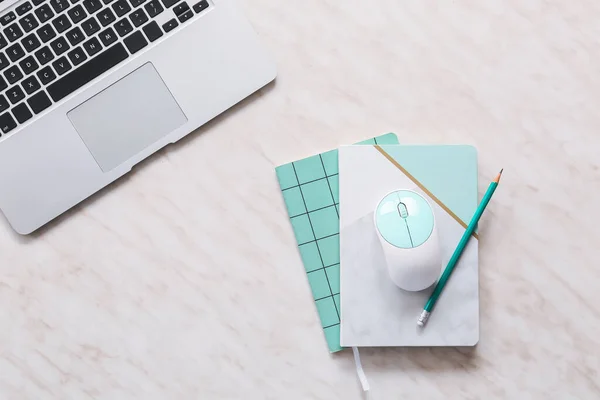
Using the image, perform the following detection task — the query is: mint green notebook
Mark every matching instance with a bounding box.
[275,133,399,352]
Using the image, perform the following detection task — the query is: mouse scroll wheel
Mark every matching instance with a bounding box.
[397,202,409,218]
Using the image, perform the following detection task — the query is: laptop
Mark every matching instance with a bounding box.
[0,0,276,234]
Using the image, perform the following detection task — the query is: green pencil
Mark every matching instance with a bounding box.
[417,168,503,327]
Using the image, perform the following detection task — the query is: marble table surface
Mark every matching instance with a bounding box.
[1,0,599,398]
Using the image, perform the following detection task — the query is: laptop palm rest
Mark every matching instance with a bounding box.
[67,63,187,172]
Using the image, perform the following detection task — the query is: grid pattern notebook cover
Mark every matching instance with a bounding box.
[276,133,399,352]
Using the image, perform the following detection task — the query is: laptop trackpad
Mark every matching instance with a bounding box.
[68,63,187,172]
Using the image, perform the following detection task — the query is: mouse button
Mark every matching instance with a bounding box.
[375,194,412,248]
[401,192,435,247]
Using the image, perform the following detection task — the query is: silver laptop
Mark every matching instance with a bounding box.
[0,0,275,234]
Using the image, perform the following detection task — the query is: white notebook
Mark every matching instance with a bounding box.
[339,145,479,347]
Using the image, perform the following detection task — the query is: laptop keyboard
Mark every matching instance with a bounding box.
[0,0,210,136]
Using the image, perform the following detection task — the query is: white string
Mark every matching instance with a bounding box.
[352,346,370,394]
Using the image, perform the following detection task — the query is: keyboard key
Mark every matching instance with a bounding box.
[129,0,145,7]
[129,8,147,27]
[81,16,100,35]
[192,0,208,13]
[172,2,188,15]
[67,4,87,23]
[15,1,33,15]
[0,112,17,134]
[34,45,54,64]
[22,75,41,94]
[83,0,102,13]
[12,102,33,123]
[177,9,192,23]
[0,53,9,71]
[67,46,87,65]
[113,17,132,36]
[0,76,7,91]
[33,0,46,5]
[19,55,39,74]
[144,0,163,17]
[50,0,70,13]
[52,56,71,74]
[123,30,146,53]
[21,33,41,51]
[50,36,69,54]
[7,86,25,104]
[4,23,24,42]
[112,0,131,17]
[142,20,161,42]
[65,26,84,45]
[37,65,56,84]
[97,8,116,26]
[19,13,39,33]
[160,0,177,8]
[0,95,9,112]
[4,65,23,83]
[16,2,33,16]
[162,18,176,32]
[1,13,17,27]
[36,24,56,42]
[52,14,71,33]
[27,90,52,113]
[35,4,54,23]
[7,43,25,62]
[98,27,116,45]
[47,43,127,101]
[82,36,101,56]
[0,34,7,49]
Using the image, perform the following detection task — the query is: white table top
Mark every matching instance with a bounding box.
[2,1,600,399]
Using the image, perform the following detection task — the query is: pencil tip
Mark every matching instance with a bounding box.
[494,169,503,183]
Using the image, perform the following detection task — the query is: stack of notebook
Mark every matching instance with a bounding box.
[276,133,479,352]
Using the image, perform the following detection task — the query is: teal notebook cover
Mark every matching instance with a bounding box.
[275,133,399,352]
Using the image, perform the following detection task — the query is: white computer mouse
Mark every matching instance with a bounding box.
[374,189,442,291]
